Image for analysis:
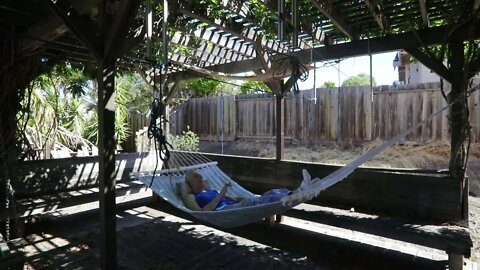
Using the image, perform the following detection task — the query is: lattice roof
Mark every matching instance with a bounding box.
[1,0,479,83]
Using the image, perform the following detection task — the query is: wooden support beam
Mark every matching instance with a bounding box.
[166,58,263,83]
[448,41,467,179]
[309,0,358,40]
[97,1,118,269]
[164,81,183,104]
[405,47,452,83]
[295,24,480,64]
[448,253,463,270]
[97,59,117,270]
[291,0,298,47]
[45,0,102,60]
[419,0,429,27]
[364,0,391,33]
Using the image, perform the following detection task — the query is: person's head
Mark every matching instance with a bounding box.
[186,170,205,193]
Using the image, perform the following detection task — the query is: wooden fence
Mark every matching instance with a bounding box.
[167,84,480,143]
[124,111,149,152]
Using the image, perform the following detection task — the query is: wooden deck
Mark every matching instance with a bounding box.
[5,200,477,270]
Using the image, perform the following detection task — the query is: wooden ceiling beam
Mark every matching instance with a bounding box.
[45,0,102,60]
[309,0,358,40]
[364,0,391,33]
[295,24,480,64]
[166,58,262,83]
[43,50,95,63]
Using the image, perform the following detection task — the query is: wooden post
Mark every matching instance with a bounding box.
[448,253,463,270]
[0,90,18,241]
[0,53,41,240]
[448,41,467,179]
[276,95,284,161]
[97,59,117,270]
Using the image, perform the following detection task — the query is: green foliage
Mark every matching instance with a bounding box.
[21,63,93,151]
[171,43,193,57]
[238,81,271,94]
[247,0,277,40]
[185,77,223,97]
[21,63,151,152]
[118,73,152,114]
[36,63,94,97]
[84,72,151,144]
[342,73,376,87]
[323,81,336,88]
[168,127,199,151]
[184,77,273,97]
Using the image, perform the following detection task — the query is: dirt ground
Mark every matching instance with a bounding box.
[199,140,480,261]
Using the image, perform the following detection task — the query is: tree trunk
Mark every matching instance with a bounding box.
[448,41,468,179]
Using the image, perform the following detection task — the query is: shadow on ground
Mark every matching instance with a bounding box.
[22,200,448,270]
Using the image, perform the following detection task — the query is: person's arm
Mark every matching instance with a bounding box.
[201,184,230,211]
[225,195,244,203]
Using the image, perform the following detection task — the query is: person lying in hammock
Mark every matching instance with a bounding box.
[185,170,314,211]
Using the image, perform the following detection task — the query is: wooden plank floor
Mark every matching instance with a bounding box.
[8,200,479,270]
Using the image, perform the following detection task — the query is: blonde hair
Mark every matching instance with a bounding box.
[186,170,201,185]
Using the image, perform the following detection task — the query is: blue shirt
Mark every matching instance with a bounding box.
[194,189,234,210]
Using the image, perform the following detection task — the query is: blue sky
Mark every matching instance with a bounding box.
[298,51,399,89]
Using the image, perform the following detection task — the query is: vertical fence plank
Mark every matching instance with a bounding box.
[364,87,372,141]
[469,90,480,142]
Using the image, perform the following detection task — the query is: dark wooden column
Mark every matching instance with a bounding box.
[275,0,286,161]
[448,41,467,179]
[0,82,20,241]
[97,59,117,269]
[0,50,44,240]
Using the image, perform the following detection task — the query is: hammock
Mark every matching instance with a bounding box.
[132,151,322,228]
[133,91,463,228]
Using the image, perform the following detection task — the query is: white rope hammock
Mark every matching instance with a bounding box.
[134,160,304,228]
[132,94,457,228]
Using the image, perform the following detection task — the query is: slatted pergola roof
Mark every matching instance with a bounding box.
[2,0,478,90]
